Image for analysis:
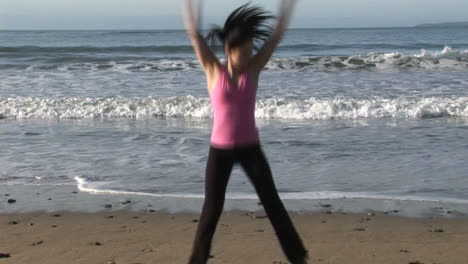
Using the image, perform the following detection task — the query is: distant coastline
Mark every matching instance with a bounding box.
[1,22,467,31]
[415,21,468,27]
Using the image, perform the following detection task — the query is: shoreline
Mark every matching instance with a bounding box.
[2,184,468,219]
[1,210,468,264]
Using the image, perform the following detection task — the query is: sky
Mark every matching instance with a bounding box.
[0,0,467,30]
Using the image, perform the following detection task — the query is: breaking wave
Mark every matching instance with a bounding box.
[1,96,467,120]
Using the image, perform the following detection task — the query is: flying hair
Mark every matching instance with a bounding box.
[205,3,274,51]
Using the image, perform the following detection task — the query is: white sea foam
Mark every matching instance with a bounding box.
[75,176,205,198]
[74,176,468,204]
[1,96,467,120]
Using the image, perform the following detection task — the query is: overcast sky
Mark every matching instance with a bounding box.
[1,0,467,30]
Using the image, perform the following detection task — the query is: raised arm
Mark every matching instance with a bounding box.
[183,0,220,75]
[249,0,298,74]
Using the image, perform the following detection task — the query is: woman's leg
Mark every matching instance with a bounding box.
[188,147,234,264]
[238,145,308,264]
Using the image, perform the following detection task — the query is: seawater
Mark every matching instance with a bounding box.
[1,27,467,214]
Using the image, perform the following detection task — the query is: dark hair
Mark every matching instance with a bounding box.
[205,3,274,51]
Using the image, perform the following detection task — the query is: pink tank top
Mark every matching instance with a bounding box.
[210,66,259,149]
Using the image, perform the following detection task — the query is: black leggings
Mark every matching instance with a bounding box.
[188,144,308,264]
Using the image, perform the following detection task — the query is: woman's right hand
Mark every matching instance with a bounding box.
[183,0,201,35]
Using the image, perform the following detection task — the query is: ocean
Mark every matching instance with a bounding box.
[1,27,467,216]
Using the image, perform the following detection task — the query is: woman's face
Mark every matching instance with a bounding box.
[227,40,253,71]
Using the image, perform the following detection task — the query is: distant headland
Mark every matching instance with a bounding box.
[415,21,468,27]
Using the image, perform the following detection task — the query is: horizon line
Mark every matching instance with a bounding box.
[2,20,466,31]
[0,25,435,31]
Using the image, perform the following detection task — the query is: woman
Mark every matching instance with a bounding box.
[183,1,308,263]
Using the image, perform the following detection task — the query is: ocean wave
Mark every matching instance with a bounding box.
[1,96,467,120]
[21,59,201,72]
[2,46,466,71]
[267,46,468,70]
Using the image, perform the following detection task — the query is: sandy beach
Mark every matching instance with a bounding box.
[1,209,468,264]
[2,22,468,264]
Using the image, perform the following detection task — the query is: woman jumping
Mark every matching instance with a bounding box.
[183,1,308,263]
